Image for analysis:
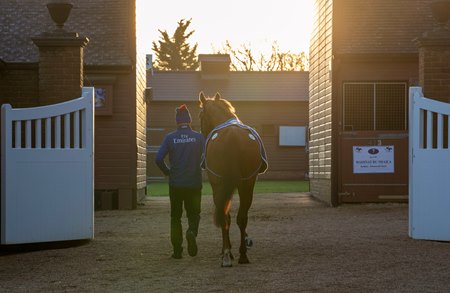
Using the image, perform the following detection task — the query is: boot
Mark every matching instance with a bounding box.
[186,230,197,257]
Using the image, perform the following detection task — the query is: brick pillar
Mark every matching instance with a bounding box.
[416,1,450,103]
[32,2,89,105]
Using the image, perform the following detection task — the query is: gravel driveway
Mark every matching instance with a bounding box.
[1,193,449,292]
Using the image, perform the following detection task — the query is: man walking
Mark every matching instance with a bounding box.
[155,104,205,259]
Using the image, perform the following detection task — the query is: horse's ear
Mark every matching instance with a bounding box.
[199,91,206,105]
[214,92,221,101]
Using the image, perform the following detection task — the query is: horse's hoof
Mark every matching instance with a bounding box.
[221,259,233,267]
[222,251,233,267]
[238,256,250,264]
[221,261,233,267]
[245,236,253,248]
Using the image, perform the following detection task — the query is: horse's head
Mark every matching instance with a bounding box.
[198,91,237,136]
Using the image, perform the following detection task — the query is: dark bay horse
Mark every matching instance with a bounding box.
[199,92,267,267]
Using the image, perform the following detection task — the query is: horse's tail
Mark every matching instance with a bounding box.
[214,134,241,228]
[214,191,233,228]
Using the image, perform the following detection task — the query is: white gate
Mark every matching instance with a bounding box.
[409,87,450,241]
[1,88,94,244]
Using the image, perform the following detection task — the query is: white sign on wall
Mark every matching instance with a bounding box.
[279,126,306,146]
[353,145,394,174]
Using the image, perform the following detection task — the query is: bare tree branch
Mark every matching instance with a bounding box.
[214,41,308,71]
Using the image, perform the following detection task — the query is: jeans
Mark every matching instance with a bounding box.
[169,185,202,253]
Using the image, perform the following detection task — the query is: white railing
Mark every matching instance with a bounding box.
[409,87,450,241]
[1,88,94,244]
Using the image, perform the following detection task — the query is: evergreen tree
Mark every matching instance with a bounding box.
[152,19,199,71]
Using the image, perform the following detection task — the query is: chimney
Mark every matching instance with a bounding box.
[199,54,231,80]
[32,1,89,105]
[416,0,450,103]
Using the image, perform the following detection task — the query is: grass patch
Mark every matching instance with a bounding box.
[147,180,309,197]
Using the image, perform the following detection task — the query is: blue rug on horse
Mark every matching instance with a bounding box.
[201,118,268,175]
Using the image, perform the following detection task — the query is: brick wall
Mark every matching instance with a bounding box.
[334,0,435,54]
[91,0,144,210]
[37,46,83,104]
[309,0,334,204]
[135,53,147,198]
[418,36,450,102]
[0,65,39,107]
[309,178,332,206]
[32,35,89,105]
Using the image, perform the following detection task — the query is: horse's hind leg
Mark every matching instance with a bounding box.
[237,178,255,264]
[211,177,236,267]
[221,213,233,267]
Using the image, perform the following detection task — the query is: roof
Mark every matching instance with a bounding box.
[148,71,309,102]
[0,0,133,65]
[334,0,436,54]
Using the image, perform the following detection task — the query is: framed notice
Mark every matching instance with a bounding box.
[353,145,394,174]
[94,85,113,115]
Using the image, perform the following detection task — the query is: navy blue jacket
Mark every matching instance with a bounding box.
[155,125,205,188]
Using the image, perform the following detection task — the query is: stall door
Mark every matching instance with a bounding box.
[339,82,409,203]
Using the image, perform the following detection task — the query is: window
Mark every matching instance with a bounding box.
[343,82,407,131]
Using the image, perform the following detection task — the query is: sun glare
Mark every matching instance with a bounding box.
[137,0,315,57]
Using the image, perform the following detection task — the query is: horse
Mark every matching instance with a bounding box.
[198,92,268,267]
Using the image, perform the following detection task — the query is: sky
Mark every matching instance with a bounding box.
[136,0,315,57]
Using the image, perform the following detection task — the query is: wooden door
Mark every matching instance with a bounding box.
[338,82,409,203]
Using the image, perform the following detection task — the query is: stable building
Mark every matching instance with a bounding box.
[0,0,147,210]
[309,0,448,205]
[147,54,310,181]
